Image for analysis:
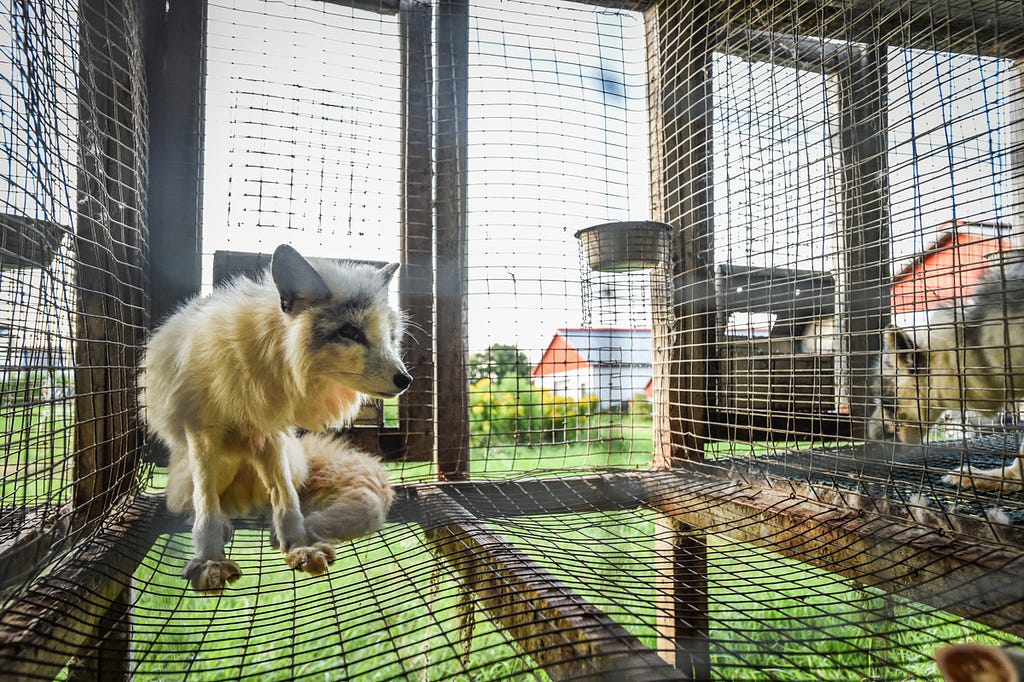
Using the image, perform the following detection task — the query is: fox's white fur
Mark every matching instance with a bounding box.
[871,260,1024,491]
[141,244,409,591]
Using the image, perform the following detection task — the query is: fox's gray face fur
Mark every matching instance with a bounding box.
[868,327,942,444]
[272,244,412,400]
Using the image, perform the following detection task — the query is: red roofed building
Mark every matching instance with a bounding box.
[891,220,1010,316]
[532,327,652,410]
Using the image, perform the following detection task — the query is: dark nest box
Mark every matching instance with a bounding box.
[0,214,64,270]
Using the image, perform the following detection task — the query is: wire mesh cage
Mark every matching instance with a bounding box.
[2,0,1024,681]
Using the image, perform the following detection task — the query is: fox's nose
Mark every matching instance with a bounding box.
[393,371,412,391]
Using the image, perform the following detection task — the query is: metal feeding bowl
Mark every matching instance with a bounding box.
[574,220,671,273]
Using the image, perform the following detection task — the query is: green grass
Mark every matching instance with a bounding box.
[12,405,1019,679]
[122,507,1018,681]
[128,526,545,681]
[0,401,75,505]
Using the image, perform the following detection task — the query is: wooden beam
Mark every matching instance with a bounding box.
[0,494,162,679]
[646,0,716,674]
[399,0,437,464]
[434,0,471,480]
[0,504,70,602]
[393,474,649,522]
[642,470,1024,637]
[74,0,148,531]
[721,28,858,73]
[144,0,204,326]
[321,0,401,13]
[418,488,689,681]
[836,34,891,437]
[718,0,1024,60]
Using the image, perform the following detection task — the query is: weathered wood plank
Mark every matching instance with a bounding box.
[419,488,689,681]
[642,469,1024,637]
[0,494,162,679]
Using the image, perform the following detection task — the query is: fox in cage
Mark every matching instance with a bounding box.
[871,258,1024,492]
[141,245,409,592]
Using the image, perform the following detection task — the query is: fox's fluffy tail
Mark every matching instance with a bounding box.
[296,431,394,543]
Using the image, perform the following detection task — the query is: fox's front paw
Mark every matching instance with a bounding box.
[942,464,1023,492]
[183,558,242,593]
[284,543,336,576]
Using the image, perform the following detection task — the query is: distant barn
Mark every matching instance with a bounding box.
[891,220,1010,319]
[531,327,652,411]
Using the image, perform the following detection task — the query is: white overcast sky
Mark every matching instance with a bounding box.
[0,2,1016,359]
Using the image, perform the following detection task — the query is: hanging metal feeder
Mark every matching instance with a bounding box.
[574,220,670,273]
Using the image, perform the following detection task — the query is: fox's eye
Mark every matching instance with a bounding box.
[334,324,367,345]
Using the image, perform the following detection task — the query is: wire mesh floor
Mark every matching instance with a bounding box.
[8,463,1014,681]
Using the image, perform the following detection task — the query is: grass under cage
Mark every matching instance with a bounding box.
[21,407,1022,679]
[0,400,74,505]
[121,509,1017,681]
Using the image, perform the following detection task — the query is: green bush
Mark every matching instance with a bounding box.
[630,392,653,416]
[469,377,599,447]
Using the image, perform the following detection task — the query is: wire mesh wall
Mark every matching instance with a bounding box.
[3,0,1024,680]
[0,0,149,605]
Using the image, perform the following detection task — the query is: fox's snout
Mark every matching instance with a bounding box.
[393,370,412,392]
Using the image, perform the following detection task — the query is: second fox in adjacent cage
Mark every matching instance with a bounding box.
[872,258,1024,491]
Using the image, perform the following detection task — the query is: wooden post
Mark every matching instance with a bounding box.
[1010,65,1024,250]
[74,0,148,532]
[65,587,132,682]
[435,0,471,480]
[646,0,716,677]
[143,0,205,326]
[836,31,890,437]
[399,0,436,462]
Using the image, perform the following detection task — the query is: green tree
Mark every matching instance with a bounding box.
[468,343,531,385]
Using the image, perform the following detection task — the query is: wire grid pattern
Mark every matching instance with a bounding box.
[2,0,1024,680]
[699,1,1024,515]
[0,0,149,604]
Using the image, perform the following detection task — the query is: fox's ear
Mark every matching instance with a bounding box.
[883,327,926,371]
[379,262,400,283]
[272,244,331,314]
